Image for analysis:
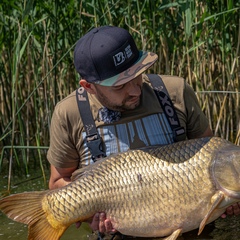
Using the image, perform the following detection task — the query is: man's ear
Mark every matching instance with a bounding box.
[79,79,96,94]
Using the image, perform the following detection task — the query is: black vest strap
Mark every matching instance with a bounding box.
[76,75,186,159]
[147,74,186,142]
[76,87,106,161]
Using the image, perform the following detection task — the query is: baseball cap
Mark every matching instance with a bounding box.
[74,26,158,86]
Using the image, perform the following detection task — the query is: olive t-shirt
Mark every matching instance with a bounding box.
[47,74,209,169]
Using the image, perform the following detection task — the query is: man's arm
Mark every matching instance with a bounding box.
[49,165,77,189]
[196,126,213,138]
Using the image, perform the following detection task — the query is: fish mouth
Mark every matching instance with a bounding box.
[212,144,240,199]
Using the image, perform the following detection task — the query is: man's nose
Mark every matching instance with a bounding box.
[127,80,141,96]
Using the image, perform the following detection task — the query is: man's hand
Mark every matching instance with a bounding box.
[89,212,116,233]
[221,202,240,218]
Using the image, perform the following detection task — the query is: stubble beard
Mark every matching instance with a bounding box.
[96,90,141,112]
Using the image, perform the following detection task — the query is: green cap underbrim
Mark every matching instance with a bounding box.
[95,51,158,86]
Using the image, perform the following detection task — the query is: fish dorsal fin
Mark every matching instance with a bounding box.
[71,159,105,182]
[71,166,96,182]
[71,167,86,181]
[198,191,224,235]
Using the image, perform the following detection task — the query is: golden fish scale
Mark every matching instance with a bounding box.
[43,137,225,237]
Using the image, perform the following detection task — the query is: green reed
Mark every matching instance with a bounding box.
[0,0,239,188]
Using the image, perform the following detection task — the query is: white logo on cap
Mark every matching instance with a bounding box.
[113,44,132,66]
[113,52,125,66]
[125,45,132,58]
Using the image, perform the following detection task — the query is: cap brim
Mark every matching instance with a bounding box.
[96,51,158,86]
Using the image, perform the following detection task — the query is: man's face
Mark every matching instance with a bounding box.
[92,75,143,112]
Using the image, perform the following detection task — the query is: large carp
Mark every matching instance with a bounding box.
[0,137,240,240]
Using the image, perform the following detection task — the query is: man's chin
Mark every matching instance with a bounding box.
[125,101,140,110]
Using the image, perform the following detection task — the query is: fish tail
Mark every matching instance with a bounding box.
[0,191,68,240]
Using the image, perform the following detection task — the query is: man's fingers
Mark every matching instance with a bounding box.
[90,213,100,231]
[226,205,234,215]
[224,202,240,217]
[105,219,116,233]
[221,213,227,219]
[232,203,240,215]
[75,221,82,229]
[89,212,116,233]
[99,213,106,233]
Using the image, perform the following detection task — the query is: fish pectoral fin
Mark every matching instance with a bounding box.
[162,229,182,240]
[198,191,225,235]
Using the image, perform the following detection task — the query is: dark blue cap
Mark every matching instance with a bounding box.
[74,26,158,86]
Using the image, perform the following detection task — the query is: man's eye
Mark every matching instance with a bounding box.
[113,85,124,91]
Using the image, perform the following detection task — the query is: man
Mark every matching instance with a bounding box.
[47,26,240,239]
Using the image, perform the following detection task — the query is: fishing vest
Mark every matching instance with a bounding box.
[76,74,186,161]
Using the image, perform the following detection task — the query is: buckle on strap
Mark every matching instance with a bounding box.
[86,135,106,161]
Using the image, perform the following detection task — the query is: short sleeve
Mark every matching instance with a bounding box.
[47,104,80,168]
[184,83,210,138]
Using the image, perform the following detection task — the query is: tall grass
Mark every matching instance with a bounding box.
[0,0,239,187]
